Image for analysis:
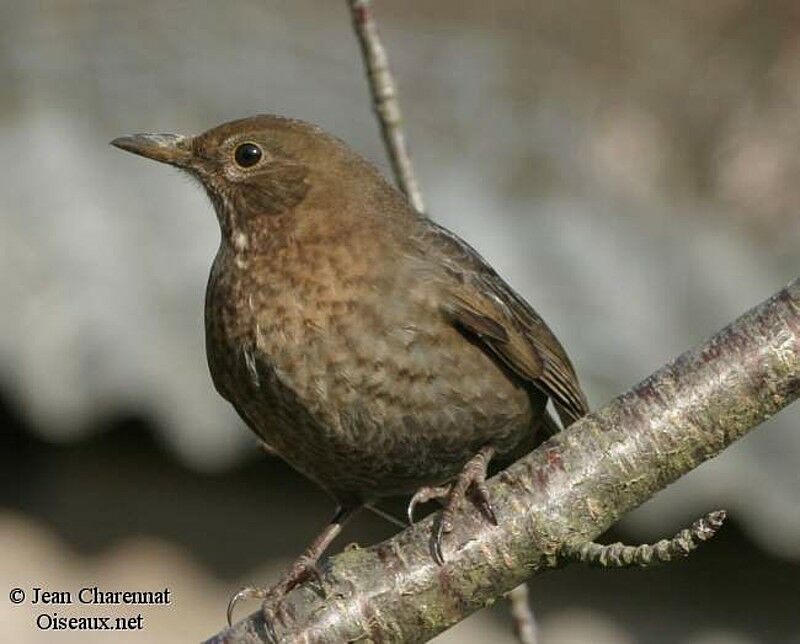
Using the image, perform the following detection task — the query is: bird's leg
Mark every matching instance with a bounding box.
[226,504,361,634]
[433,445,498,565]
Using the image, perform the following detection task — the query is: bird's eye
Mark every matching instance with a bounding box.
[234,142,263,168]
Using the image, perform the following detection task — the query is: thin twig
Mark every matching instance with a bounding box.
[507,584,537,644]
[347,0,425,212]
[560,510,727,567]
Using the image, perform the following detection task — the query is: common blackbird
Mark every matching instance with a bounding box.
[111,115,588,626]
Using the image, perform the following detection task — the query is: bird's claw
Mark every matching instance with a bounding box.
[302,561,327,597]
[260,602,283,644]
[226,557,324,631]
[470,480,498,526]
[407,485,451,524]
[429,445,498,565]
[432,516,452,565]
[227,585,268,626]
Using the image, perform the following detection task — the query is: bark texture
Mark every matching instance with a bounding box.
[207,280,800,643]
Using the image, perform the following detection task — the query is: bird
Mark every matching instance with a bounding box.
[111,115,589,629]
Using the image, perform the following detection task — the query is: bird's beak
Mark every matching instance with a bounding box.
[110,133,193,167]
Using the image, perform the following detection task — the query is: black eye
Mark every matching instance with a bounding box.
[234,142,262,168]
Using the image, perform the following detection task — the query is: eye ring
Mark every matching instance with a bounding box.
[234,142,263,168]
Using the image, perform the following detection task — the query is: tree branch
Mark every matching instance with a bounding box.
[347,0,425,212]
[206,280,800,642]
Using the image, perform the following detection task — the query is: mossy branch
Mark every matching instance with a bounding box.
[206,280,800,643]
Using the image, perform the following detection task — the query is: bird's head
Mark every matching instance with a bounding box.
[112,115,374,243]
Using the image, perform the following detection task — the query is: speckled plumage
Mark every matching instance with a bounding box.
[182,116,585,503]
[204,192,537,500]
[112,114,588,613]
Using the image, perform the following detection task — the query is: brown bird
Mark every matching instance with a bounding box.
[111,115,588,628]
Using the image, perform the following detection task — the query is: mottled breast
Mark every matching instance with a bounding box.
[204,232,535,499]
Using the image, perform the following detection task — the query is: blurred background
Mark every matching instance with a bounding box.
[1,1,799,641]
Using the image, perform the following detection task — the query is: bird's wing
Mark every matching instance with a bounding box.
[417,220,589,425]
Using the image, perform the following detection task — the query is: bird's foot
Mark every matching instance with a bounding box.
[432,445,498,565]
[227,555,324,640]
[226,504,360,640]
[407,485,451,525]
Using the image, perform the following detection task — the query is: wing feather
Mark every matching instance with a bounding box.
[419,220,589,425]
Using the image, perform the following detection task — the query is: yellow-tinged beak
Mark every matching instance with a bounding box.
[110,133,192,167]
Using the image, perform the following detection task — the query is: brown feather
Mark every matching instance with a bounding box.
[417,220,589,425]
